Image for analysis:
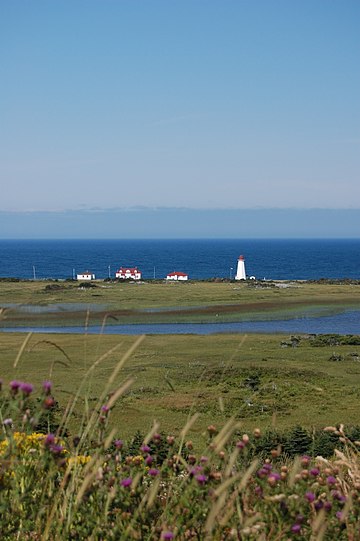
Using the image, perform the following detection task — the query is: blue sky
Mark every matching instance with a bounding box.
[0,1,359,232]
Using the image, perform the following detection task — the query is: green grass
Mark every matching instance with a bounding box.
[0,279,359,327]
[2,331,360,442]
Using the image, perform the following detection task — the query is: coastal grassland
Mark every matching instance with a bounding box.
[0,279,359,327]
[1,331,360,443]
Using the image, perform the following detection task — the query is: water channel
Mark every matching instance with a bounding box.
[1,310,359,335]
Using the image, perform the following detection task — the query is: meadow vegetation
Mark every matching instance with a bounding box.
[0,279,359,327]
[1,337,360,539]
[1,281,360,537]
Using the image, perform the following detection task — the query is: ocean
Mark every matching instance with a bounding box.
[0,239,359,281]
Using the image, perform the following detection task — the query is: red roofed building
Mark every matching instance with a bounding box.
[115,267,142,280]
[166,271,188,281]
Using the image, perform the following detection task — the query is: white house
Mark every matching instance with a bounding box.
[166,271,189,281]
[77,271,95,281]
[115,267,142,280]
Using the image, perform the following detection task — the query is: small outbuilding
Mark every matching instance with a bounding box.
[166,271,189,281]
[77,271,95,281]
[115,267,142,280]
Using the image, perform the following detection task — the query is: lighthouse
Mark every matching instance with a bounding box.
[235,255,246,280]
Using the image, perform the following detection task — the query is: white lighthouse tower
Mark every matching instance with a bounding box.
[235,255,246,280]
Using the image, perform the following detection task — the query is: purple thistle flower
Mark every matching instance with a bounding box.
[140,444,151,453]
[336,511,344,521]
[314,500,324,511]
[145,455,153,465]
[148,468,160,477]
[305,491,316,503]
[200,455,209,463]
[3,418,13,426]
[310,467,320,477]
[332,490,346,502]
[114,439,123,449]
[327,475,336,486]
[10,380,22,394]
[50,444,65,455]
[324,501,332,512]
[121,477,132,488]
[291,524,301,534]
[42,380,52,394]
[44,433,56,447]
[161,532,174,540]
[195,474,208,485]
[268,472,281,481]
[189,465,203,477]
[20,382,33,396]
[236,440,246,449]
[101,405,110,413]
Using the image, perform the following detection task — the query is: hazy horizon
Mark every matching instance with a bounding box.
[0,207,359,239]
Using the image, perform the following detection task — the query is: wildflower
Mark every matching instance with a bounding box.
[42,380,52,394]
[189,465,203,477]
[44,433,56,447]
[305,492,316,503]
[324,501,332,512]
[101,405,110,413]
[310,467,320,477]
[185,440,193,450]
[200,455,208,463]
[3,418,13,427]
[121,477,132,488]
[145,455,153,466]
[114,439,123,449]
[207,424,217,435]
[236,440,246,450]
[148,468,160,477]
[195,474,208,485]
[43,396,55,409]
[301,455,311,466]
[50,444,65,456]
[267,473,281,486]
[290,524,301,534]
[9,380,22,395]
[253,428,261,438]
[327,476,336,486]
[336,511,344,521]
[314,500,324,511]
[161,532,174,540]
[153,433,161,443]
[19,382,33,396]
[167,435,175,445]
[140,444,151,454]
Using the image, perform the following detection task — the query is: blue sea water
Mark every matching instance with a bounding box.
[0,239,359,281]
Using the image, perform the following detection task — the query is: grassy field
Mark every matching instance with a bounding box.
[1,330,360,443]
[0,279,359,326]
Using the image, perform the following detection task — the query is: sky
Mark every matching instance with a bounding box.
[0,1,359,237]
